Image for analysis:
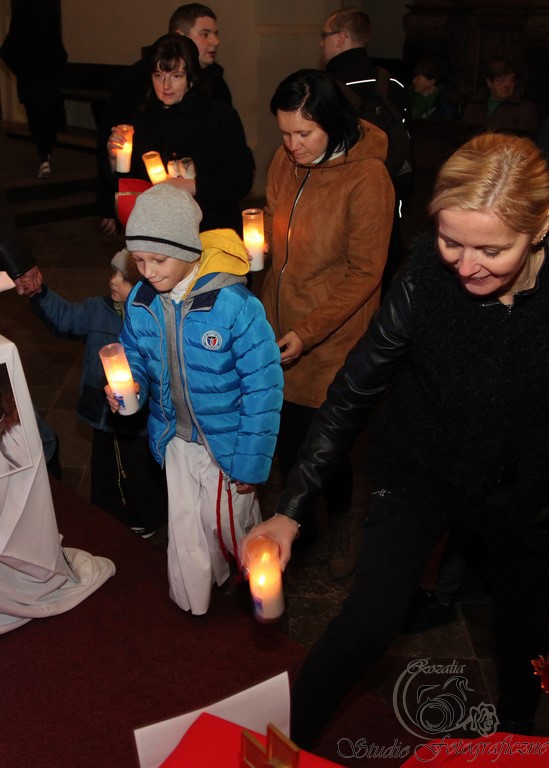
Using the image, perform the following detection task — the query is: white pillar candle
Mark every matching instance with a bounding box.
[99,343,139,416]
[242,208,265,272]
[115,125,134,173]
[142,151,168,185]
[167,156,196,179]
[180,157,196,179]
[247,537,285,622]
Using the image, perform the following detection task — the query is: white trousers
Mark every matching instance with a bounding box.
[165,437,260,615]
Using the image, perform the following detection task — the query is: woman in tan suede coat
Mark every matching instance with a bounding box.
[262,69,394,575]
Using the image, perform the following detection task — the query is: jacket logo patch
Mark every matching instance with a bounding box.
[202,330,222,350]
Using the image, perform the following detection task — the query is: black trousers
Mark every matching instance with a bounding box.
[90,429,168,533]
[290,491,549,747]
[24,100,61,162]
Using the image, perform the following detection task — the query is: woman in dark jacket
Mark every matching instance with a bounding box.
[103,34,254,234]
[243,132,549,745]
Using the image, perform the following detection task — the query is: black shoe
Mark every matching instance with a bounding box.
[400,589,457,633]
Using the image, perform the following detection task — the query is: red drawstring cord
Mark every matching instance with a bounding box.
[216,471,243,575]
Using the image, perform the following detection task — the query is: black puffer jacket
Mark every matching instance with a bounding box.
[276,238,549,539]
[326,47,406,116]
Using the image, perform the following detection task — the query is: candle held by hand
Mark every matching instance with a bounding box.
[99,343,139,415]
[115,125,134,173]
[168,156,196,180]
[246,536,285,622]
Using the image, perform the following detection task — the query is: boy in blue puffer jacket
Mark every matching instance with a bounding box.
[31,248,168,537]
[107,184,283,615]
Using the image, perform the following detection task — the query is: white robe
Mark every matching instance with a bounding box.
[165,437,260,615]
[0,336,115,633]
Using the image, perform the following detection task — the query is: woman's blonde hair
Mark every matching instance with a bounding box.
[429,132,549,236]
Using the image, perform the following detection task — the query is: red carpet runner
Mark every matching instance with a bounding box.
[1,479,307,768]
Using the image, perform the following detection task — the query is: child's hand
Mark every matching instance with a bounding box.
[15,265,43,296]
[105,382,140,413]
[233,481,255,494]
[104,384,119,413]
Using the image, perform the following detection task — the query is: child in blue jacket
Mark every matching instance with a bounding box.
[107,184,283,614]
[31,248,167,536]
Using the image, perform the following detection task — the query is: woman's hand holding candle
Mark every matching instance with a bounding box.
[107,126,125,158]
[107,126,129,173]
[107,124,134,173]
[240,514,300,573]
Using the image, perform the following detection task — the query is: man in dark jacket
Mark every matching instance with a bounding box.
[321,8,406,116]
[320,8,409,297]
[169,4,231,105]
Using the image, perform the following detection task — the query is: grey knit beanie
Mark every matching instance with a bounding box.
[110,248,141,285]
[125,184,203,262]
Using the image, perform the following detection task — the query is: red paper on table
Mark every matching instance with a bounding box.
[115,178,152,227]
[159,712,341,768]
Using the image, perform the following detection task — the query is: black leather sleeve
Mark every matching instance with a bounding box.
[0,186,35,280]
[274,271,415,524]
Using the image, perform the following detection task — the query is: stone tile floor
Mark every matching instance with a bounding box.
[2,124,549,748]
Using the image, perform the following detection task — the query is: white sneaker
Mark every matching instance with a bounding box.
[38,161,51,179]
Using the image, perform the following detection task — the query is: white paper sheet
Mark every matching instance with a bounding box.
[134,671,290,768]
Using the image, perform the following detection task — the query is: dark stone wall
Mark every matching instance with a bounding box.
[404,2,549,119]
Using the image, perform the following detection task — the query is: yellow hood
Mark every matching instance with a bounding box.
[197,229,250,280]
